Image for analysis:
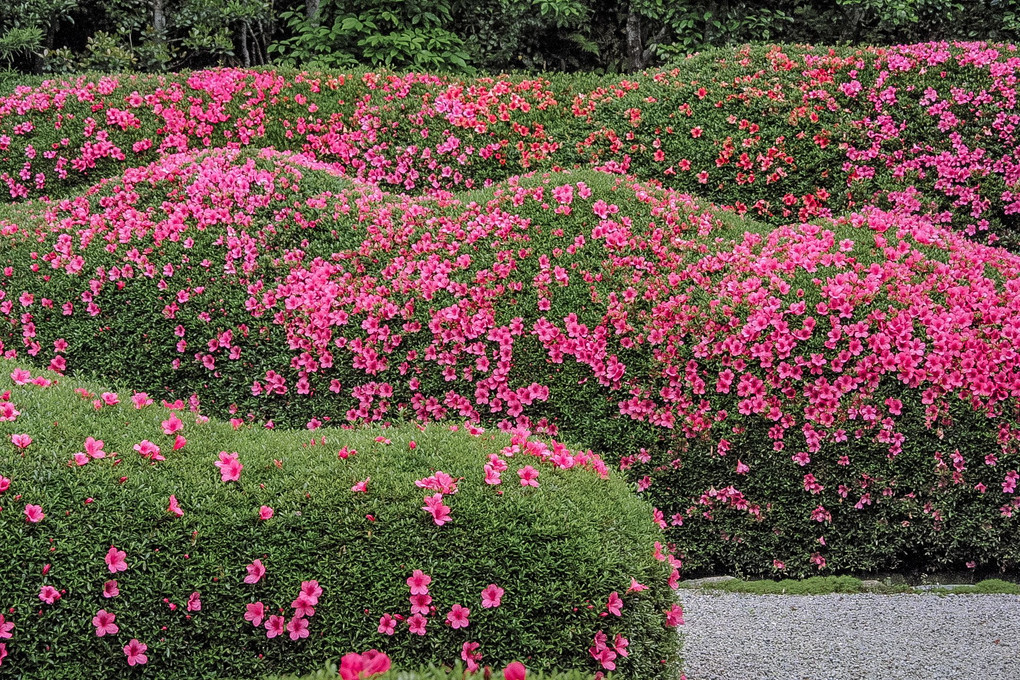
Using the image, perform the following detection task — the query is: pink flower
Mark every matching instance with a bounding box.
[167,495,183,517]
[339,650,392,680]
[606,591,623,616]
[258,505,274,520]
[503,661,527,680]
[627,578,648,593]
[39,585,60,604]
[0,615,14,639]
[299,580,322,605]
[422,493,451,525]
[664,603,685,627]
[215,451,242,482]
[736,460,750,475]
[123,639,147,666]
[407,613,427,635]
[265,615,286,638]
[410,593,432,615]
[92,609,118,636]
[407,569,431,595]
[245,602,265,627]
[378,613,396,635]
[446,603,470,629]
[415,471,459,495]
[84,437,105,459]
[131,392,153,409]
[24,503,44,523]
[103,580,120,598]
[11,434,31,450]
[0,475,9,493]
[292,595,316,618]
[0,642,6,668]
[589,645,617,670]
[484,464,502,485]
[105,546,128,573]
[161,413,183,435]
[187,592,201,612]
[288,615,309,640]
[614,633,630,657]
[461,641,482,672]
[244,559,266,584]
[481,584,504,608]
[518,465,540,487]
[133,440,164,461]
[351,478,370,493]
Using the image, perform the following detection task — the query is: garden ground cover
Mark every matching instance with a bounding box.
[0,362,682,679]
[3,38,1020,679]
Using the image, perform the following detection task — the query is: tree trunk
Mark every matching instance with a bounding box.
[153,0,167,42]
[307,0,321,28]
[240,22,251,67]
[626,6,642,73]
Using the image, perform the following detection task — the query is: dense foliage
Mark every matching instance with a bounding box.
[3,42,1020,247]
[1,147,1018,580]
[0,362,681,678]
[3,1,1020,74]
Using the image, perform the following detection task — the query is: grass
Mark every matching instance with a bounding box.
[680,576,1020,595]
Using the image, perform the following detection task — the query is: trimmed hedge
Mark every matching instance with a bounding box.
[3,43,1020,246]
[1,148,1019,578]
[0,362,682,679]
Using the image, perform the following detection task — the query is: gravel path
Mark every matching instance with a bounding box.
[682,591,1020,680]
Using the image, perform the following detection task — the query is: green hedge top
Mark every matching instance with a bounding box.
[0,361,682,679]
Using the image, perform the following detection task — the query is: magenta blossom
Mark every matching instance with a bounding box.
[105,546,128,573]
[92,610,118,636]
[123,639,147,666]
[244,559,266,584]
[446,604,470,629]
[38,585,60,604]
[245,602,265,627]
[407,613,427,635]
[481,584,504,608]
[214,451,242,482]
[407,569,431,595]
[265,615,286,638]
[377,613,396,635]
[339,650,392,680]
[103,580,120,598]
[24,503,44,523]
[518,465,540,487]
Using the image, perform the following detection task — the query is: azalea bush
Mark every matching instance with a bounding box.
[0,362,682,679]
[5,42,1020,246]
[1,147,1019,578]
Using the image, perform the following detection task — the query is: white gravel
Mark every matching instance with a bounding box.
[682,591,1020,680]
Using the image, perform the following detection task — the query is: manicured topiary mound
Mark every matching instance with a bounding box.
[2,148,1019,577]
[4,43,1020,246]
[0,363,681,679]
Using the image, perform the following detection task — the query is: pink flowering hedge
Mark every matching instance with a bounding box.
[1,148,1019,578]
[0,362,682,678]
[4,43,1020,247]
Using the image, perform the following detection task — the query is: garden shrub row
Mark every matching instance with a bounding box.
[2,42,1020,246]
[1,148,1018,578]
[0,361,681,678]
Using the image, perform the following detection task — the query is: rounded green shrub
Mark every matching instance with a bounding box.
[4,147,1020,579]
[0,362,682,679]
